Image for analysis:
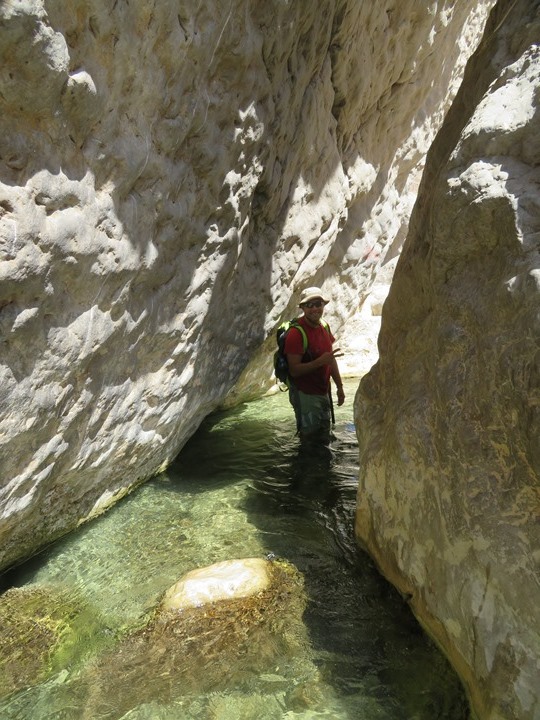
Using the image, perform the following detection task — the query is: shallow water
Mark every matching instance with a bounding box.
[0,378,469,719]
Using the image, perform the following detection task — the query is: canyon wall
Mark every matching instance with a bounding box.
[355,1,540,718]
[0,0,493,570]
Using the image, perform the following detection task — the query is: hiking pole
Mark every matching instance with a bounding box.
[328,384,335,425]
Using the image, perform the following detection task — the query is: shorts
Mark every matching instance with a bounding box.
[289,386,331,436]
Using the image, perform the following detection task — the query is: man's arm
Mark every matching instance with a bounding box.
[287,350,340,378]
[330,359,346,406]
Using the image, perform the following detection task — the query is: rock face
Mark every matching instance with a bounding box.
[355,2,540,718]
[0,0,494,569]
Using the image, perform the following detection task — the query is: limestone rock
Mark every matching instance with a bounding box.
[161,557,270,611]
[356,2,540,718]
[0,1,494,568]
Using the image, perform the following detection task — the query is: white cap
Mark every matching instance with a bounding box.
[299,286,329,305]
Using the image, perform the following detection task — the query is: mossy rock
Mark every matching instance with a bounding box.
[149,556,308,675]
[0,584,102,700]
[80,557,308,718]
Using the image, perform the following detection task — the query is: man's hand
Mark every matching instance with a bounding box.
[336,385,345,406]
[317,348,344,366]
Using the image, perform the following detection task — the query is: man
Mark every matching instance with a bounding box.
[284,286,345,436]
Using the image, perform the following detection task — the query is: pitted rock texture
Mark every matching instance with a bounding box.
[0,0,494,569]
[356,1,540,718]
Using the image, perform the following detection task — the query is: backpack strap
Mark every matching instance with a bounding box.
[292,320,331,351]
[289,321,308,354]
[291,319,331,361]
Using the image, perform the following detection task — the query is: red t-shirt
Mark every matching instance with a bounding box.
[283,316,335,395]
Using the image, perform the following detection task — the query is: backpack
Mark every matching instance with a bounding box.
[273,318,330,388]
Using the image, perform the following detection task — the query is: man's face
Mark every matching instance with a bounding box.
[301,298,327,325]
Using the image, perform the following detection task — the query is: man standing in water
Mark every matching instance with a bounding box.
[284,286,345,436]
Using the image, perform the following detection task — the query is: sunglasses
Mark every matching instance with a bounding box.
[303,300,327,308]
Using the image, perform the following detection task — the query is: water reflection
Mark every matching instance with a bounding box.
[0,379,469,719]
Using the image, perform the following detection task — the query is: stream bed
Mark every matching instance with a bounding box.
[0,378,469,719]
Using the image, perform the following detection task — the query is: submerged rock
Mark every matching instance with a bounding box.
[0,585,101,700]
[78,557,307,719]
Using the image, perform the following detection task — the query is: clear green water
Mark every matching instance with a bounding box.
[0,378,469,719]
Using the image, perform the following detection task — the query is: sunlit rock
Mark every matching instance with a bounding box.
[356,2,540,718]
[0,0,495,569]
[161,557,270,610]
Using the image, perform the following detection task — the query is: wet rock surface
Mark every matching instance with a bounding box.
[0,585,101,699]
[78,558,308,719]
